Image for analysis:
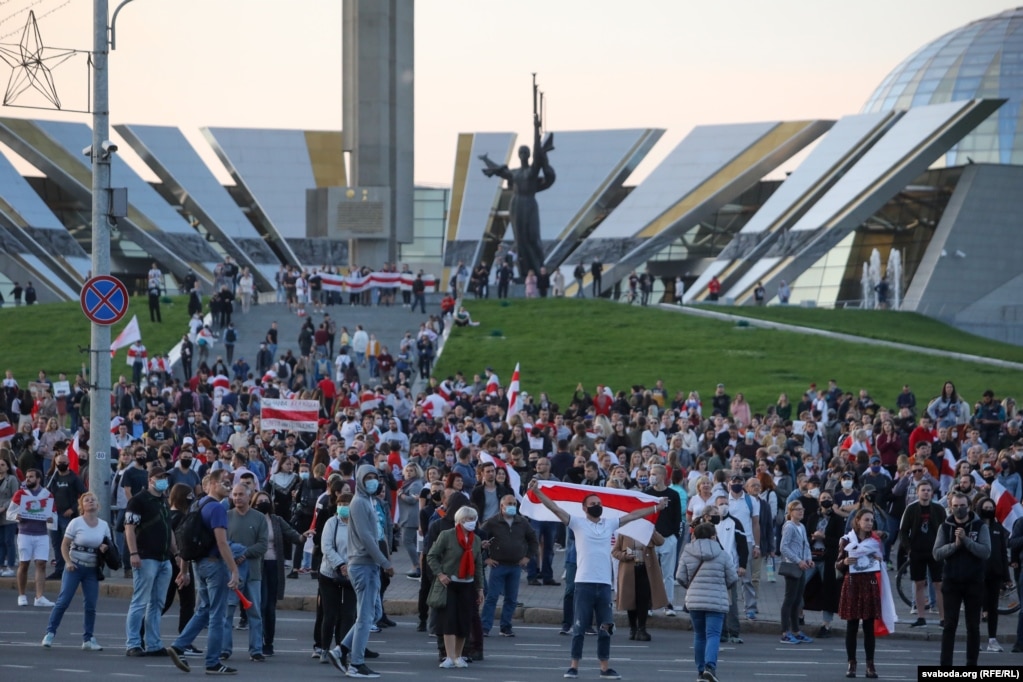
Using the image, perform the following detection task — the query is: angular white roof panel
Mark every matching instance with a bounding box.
[203,127,316,240]
[0,148,65,230]
[586,122,779,240]
[454,132,516,243]
[36,120,195,235]
[117,124,261,241]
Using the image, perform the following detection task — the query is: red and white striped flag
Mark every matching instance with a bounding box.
[521,480,661,544]
[209,374,230,391]
[505,363,521,425]
[480,451,522,501]
[67,432,81,474]
[126,343,148,369]
[0,420,14,442]
[359,390,380,414]
[938,448,958,496]
[485,372,500,395]
[421,393,447,419]
[261,398,320,433]
[991,479,1023,533]
[110,315,141,358]
[109,416,124,434]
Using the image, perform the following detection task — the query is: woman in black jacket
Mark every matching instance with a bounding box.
[976,495,1010,652]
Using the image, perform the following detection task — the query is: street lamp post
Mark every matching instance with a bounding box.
[88,0,134,524]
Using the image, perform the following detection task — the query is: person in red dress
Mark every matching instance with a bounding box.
[837,509,885,679]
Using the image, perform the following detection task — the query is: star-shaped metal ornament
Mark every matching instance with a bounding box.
[0,11,80,111]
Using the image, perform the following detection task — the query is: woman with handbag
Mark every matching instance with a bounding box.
[41,491,110,651]
[779,500,814,645]
[320,492,358,669]
[612,530,667,641]
[837,508,887,678]
[677,522,738,682]
[426,505,484,669]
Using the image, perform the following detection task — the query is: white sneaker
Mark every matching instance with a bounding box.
[439,658,456,668]
[41,632,53,647]
[665,607,677,617]
[988,638,1004,652]
[34,596,54,607]
[454,657,468,668]
[0,568,14,577]
[17,594,27,606]
[910,604,917,615]
[82,638,103,651]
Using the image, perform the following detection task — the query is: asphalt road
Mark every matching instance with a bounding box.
[0,596,978,680]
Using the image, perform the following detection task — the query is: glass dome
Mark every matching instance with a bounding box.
[863,7,1023,166]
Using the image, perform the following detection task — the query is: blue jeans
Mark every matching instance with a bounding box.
[0,524,16,568]
[125,558,172,650]
[174,558,230,669]
[655,535,678,607]
[481,564,521,633]
[224,578,263,656]
[571,582,613,662]
[690,610,724,674]
[47,562,99,640]
[342,563,381,666]
[528,520,558,582]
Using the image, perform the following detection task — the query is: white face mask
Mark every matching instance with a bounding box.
[808,487,820,499]
[463,521,477,532]
[841,479,853,490]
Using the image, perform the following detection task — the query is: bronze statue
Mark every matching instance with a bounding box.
[480,75,555,280]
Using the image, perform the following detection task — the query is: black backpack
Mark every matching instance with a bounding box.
[175,497,218,561]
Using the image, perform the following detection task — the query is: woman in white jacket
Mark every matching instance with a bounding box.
[677,522,738,682]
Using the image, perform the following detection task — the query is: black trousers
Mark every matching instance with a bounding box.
[983,575,1002,638]
[844,618,875,662]
[626,564,652,630]
[318,574,356,649]
[941,578,983,667]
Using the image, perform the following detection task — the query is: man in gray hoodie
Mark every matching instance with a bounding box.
[334,464,394,678]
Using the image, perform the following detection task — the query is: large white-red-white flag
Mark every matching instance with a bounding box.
[521,479,661,544]
[505,363,521,425]
[485,372,500,395]
[991,479,1023,533]
[0,420,14,441]
[110,315,141,358]
[261,398,320,432]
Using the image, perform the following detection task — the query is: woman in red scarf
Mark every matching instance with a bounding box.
[426,505,484,669]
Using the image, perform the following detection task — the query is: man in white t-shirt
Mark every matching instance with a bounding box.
[530,480,667,680]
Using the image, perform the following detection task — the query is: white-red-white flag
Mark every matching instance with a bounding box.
[479,451,522,501]
[359,390,380,414]
[67,432,81,474]
[208,374,230,391]
[109,416,124,434]
[991,479,1023,533]
[521,479,661,544]
[261,398,320,433]
[938,448,957,496]
[505,363,520,425]
[421,393,447,420]
[126,343,148,369]
[0,420,13,442]
[110,315,141,358]
[485,372,500,395]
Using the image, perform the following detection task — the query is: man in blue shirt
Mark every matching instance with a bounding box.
[169,469,240,675]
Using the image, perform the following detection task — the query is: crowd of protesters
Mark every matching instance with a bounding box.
[4,269,1023,676]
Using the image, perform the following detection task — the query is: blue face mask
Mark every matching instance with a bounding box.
[364,478,380,495]
[504,505,517,516]
[870,465,881,474]
[154,479,169,493]
[300,472,310,480]
[336,506,350,519]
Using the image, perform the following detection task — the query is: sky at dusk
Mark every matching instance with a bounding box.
[0,0,1016,186]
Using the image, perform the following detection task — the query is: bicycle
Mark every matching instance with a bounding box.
[894,559,1019,615]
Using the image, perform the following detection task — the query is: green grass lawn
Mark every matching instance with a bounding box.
[435,298,1023,412]
[693,304,1023,364]
[1,296,192,384]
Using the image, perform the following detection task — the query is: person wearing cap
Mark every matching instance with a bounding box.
[123,466,188,662]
